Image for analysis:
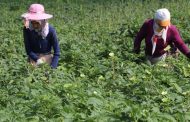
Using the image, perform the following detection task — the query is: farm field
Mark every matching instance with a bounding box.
[0,0,190,121]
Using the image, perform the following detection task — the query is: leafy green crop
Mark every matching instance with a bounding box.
[0,0,190,121]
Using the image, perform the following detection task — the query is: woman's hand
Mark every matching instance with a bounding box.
[36,58,44,65]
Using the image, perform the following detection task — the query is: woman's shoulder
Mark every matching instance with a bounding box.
[48,24,56,32]
[169,24,177,30]
[140,18,154,29]
[144,18,153,24]
[139,18,154,28]
[48,25,58,38]
[168,24,179,34]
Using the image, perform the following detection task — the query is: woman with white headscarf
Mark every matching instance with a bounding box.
[133,8,190,64]
[21,4,60,68]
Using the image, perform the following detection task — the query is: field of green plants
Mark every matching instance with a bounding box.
[1,0,190,121]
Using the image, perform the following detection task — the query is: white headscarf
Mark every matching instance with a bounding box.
[151,8,170,55]
[154,8,170,21]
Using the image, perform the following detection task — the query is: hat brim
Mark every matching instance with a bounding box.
[21,13,53,20]
[158,20,170,27]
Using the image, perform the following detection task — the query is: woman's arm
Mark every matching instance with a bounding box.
[133,20,148,54]
[23,27,38,61]
[172,27,190,58]
[50,27,60,68]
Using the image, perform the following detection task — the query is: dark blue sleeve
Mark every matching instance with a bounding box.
[50,28,60,68]
[23,28,38,62]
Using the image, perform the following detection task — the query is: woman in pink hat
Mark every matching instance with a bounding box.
[21,4,60,68]
[133,8,190,64]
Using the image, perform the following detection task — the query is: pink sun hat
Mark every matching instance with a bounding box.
[21,4,53,20]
